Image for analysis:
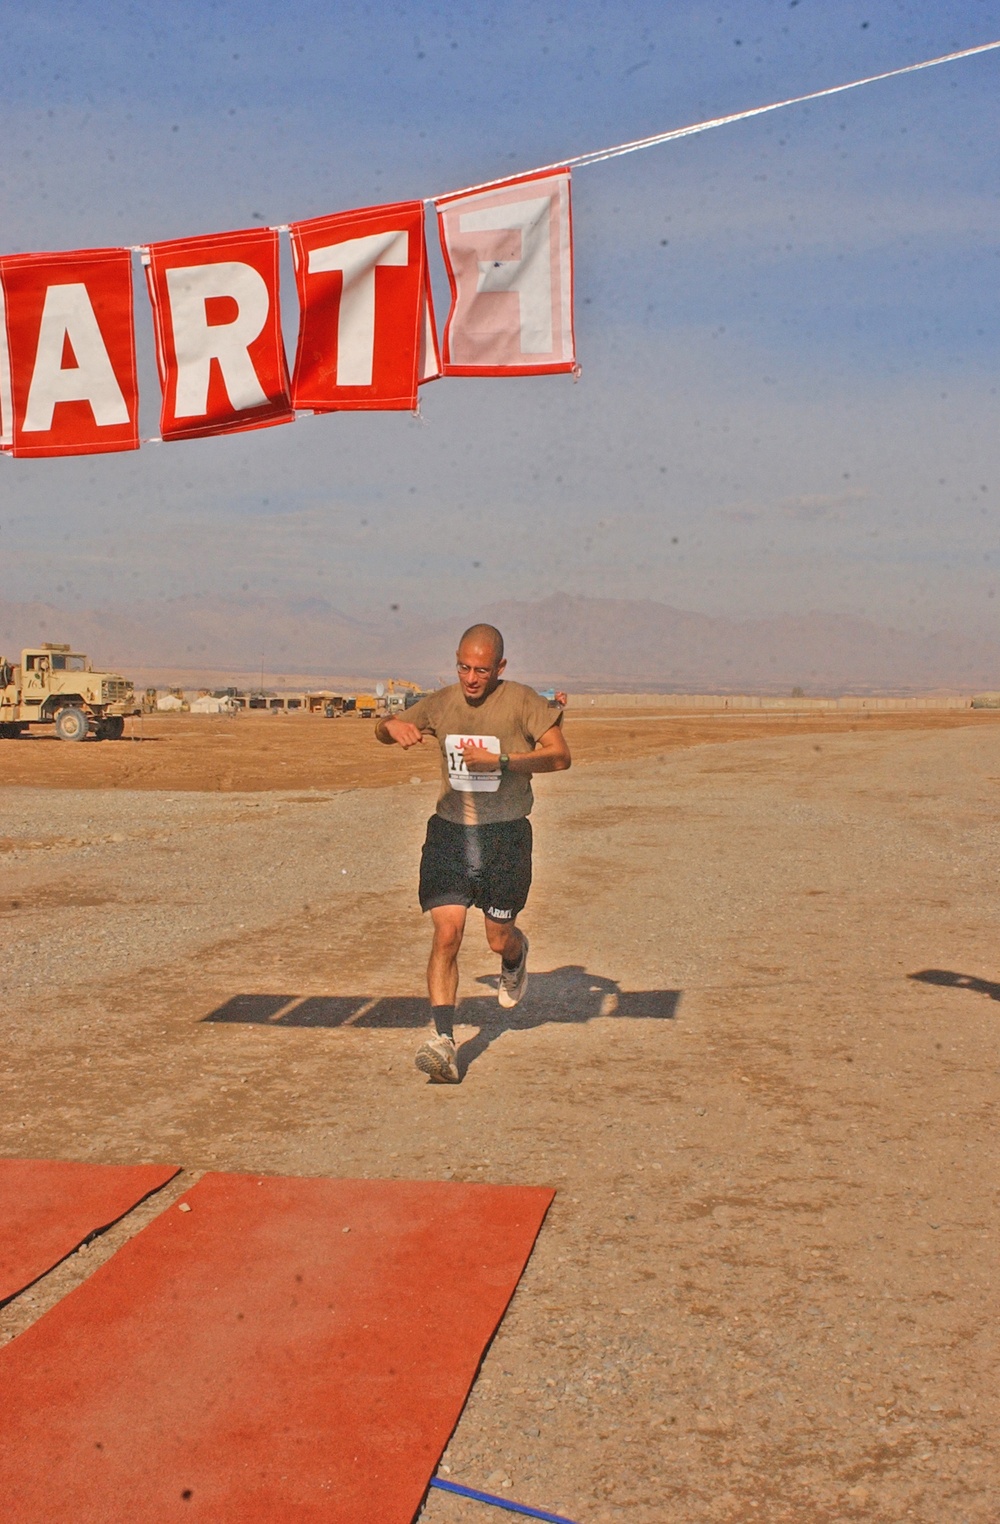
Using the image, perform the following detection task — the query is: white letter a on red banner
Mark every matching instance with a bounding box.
[23,283,130,432]
[0,247,139,456]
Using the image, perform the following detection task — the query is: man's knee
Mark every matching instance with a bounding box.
[435,928,463,958]
[484,916,518,954]
[432,910,466,956]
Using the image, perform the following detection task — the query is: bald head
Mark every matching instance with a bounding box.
[458,624,504,664]
[456,624,506,702]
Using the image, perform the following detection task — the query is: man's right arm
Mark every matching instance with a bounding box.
[375,716,427,748]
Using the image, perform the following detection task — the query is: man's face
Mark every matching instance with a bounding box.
[456,639,505,702]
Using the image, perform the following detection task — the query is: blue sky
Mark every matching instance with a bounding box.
[1,0,998,641]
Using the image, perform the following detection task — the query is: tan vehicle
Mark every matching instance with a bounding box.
[0,643,137,741]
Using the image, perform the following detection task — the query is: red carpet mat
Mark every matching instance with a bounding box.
[0,1172,554,1522]
[0,1158,180,1304]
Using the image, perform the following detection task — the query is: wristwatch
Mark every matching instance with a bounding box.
[498,754,510,772]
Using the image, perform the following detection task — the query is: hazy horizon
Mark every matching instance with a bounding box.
[5,586,1000,696]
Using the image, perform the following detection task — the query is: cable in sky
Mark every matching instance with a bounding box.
[434,38,1000,199]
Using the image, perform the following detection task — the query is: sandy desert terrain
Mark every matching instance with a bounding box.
[1,705,998,1523]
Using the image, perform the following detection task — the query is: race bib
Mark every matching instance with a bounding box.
[444,734,502,792]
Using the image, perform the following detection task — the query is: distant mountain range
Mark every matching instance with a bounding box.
[2,592,998,695]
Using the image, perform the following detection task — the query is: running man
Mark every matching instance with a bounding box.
[375,624,571,1082]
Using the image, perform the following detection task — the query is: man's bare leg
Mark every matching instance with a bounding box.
[416,904,468,1083]
[428,904,468,1007]
[484,917,523,966]
[486,917,529,1009]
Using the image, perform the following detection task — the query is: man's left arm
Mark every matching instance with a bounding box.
[462,722,571,774]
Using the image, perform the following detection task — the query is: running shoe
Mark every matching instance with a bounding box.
[498,934,529,1009]
[415,1032,460,1083]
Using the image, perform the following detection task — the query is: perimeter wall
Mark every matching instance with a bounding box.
[570,693,981,711]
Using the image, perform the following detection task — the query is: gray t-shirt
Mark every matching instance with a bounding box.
[404,681,562,825]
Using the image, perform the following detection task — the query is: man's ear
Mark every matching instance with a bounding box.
[496,658,507,677]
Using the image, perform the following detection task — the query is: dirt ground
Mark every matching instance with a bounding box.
[1,705,998,1523]
[0,705,994,792]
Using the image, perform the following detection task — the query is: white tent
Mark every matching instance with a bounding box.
[156,693,185,712]
[190,694,237,714]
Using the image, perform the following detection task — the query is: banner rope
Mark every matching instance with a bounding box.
[7,37,995,454]
[430,38,1000,200]
[428,1475,581,1522]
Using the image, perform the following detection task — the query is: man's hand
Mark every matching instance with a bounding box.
[379,718,425,749]
[460,741,500,772]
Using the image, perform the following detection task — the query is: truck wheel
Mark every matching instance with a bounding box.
[103,716,125,740]
[55,707,89,742]
[0,722,23,739]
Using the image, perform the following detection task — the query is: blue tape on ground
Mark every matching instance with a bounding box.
[429,1475,581,1523]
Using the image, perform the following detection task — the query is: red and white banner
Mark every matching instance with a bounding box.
[435,168,575,376]
[418,268,442,387]
[144,228,293,442]
[0,173,578,460]
[290,201,438,411]
[0,247,139,457]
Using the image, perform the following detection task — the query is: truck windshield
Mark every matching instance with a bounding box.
[51,655,87,671]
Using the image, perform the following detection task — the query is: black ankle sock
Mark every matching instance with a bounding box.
[502,938,523,971]
[432,1005,455,1040]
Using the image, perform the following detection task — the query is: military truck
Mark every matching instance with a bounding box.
[0,642,137,741]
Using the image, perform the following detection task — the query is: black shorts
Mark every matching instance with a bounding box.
[418,814,533,922]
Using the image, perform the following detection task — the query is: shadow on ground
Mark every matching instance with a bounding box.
[909,968,1000,1002]
[204,968,681,1077]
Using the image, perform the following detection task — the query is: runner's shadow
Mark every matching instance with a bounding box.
[203,994,430,1027]
[908,968,1000,1003]
[453,965,679,1076]
[203,966,680,1082]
